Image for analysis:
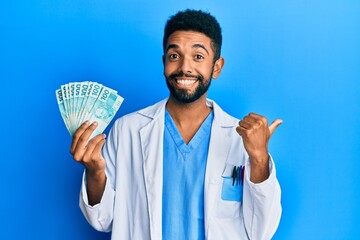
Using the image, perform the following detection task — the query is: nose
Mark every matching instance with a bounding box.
[178,57,192,74]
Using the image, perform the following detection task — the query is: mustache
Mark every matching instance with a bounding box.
[169,73,203,81]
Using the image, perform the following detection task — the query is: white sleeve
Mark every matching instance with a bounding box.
[78,120,119,232]
[242,156,282,240]
[79,172,115,232]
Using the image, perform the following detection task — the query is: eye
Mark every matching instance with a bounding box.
[195,55,204,60]
[168,54,178,59]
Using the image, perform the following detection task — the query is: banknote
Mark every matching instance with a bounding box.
[69,83,75,132]
[73,82,81,126]
[60,84,71,130]
[87,86,124,139]
[55,81,124,138]
[74,81,87,129]
[55,88,71,134]
[79,82,103,127]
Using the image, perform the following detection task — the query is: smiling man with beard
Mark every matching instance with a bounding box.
[70,9,283,240]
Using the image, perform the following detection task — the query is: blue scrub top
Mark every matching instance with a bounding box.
[162,109,214,240]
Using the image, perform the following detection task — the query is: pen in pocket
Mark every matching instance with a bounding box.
[231,165,245,186]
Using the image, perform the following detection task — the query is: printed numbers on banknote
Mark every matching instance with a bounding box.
[55,81,124,139]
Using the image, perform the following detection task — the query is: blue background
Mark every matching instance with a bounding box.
[1,0,359,239]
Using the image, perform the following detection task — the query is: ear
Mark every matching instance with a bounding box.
[211,57,225,79]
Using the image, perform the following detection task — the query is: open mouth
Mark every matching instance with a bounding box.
[175,79,197,87]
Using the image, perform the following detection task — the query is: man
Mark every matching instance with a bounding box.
[70,9,282,240]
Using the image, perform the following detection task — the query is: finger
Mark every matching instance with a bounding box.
[75,121,99,150]
[82,134,106,162]
[73,122,99,160]
[91,138,106,159]
[239,119,253,129]
[269,119,283,136]
[236,126,248,137]
[249,112,265,118]
[242,116,264,129]
[70,120,90,154]
[248,113,267,125]
[243,115,257,123]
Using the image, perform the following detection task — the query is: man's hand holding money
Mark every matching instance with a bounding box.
[56,81,124,206]
[70,120,107,206]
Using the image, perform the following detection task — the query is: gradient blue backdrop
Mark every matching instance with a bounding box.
[1,0,359,239]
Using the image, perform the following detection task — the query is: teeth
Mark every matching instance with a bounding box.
[176,79,196,86]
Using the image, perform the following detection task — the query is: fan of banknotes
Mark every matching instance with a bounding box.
[55,81,124,139]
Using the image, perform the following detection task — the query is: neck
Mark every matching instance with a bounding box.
[166,95,212,144]
[166,95,211,126]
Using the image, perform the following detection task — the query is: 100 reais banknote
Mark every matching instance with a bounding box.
[55,81,124,139]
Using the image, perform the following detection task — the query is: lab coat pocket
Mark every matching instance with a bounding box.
[221,177,243,202]
[209,181,242,219]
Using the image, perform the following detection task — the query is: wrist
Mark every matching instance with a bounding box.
[249,153,270,183]
[85,168,106,206]
[86,168,106,181]
[250,152,269,166]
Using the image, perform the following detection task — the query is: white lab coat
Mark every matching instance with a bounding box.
[80,98,281,240]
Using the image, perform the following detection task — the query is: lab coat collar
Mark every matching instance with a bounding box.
[137,98,237,128]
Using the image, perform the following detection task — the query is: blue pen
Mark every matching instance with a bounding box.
[237,166,242,186]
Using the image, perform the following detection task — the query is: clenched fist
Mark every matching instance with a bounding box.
[236,113,282,183]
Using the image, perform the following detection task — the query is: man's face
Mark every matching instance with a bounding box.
[163,30,223,104]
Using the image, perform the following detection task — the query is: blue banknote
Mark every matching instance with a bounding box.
[55,81,124,138]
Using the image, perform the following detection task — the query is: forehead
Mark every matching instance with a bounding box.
[166,30,213,51]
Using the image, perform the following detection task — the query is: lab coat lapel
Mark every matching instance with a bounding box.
[139,100,166,240]
[204,100,235,231]
[205,99,234,184]
[205,120,231,184]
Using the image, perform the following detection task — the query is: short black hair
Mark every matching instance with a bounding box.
[163,9,222,61]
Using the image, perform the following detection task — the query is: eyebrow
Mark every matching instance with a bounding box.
[193,43,209,55]
[165,43,210,55]
[165,44,179,53]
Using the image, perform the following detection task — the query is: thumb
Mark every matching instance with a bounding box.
[269,119,283,136]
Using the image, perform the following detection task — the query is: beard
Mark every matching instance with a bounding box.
[165,67,214,104]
